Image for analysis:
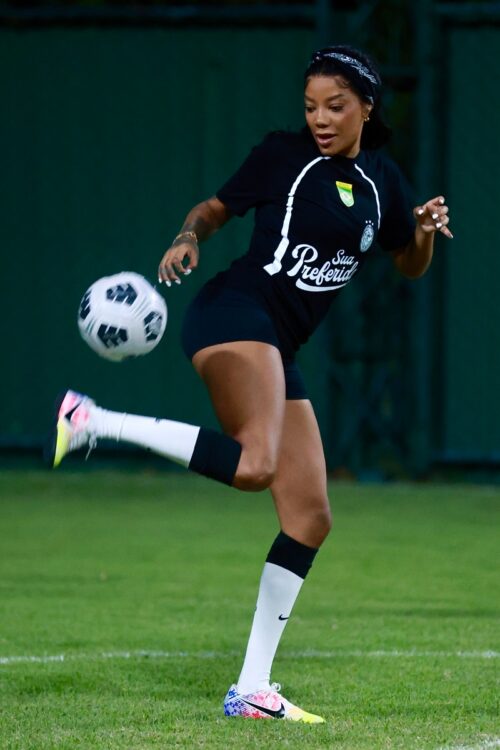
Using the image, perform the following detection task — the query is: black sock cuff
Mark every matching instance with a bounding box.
[188,427,242,486]
[266,530,318,579]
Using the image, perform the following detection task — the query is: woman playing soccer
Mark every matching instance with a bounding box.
[48,45,452,723]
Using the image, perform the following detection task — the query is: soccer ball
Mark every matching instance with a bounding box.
[77,272,167,362]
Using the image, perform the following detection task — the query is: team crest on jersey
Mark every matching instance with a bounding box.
[360,221,375,252]
[336,181,354,207]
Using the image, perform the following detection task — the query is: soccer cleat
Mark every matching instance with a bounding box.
[223,683,325,723]
[44,390,98,468]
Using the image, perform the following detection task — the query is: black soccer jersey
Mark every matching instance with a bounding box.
[214,129,415,356]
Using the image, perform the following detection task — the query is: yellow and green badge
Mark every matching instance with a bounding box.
[336,181,354,207]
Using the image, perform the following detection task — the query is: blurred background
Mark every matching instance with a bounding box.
[1,0,499,480]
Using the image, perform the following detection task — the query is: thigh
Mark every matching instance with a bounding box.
[192,340,286,465]
[271,399,331,548]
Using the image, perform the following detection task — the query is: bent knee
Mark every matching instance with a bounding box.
[233,453,277,492]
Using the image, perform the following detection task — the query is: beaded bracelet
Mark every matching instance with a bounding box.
[174,230,198,244]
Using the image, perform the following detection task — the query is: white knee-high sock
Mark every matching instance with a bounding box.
[88,404,242,485]
[237,562,304,695]
[92,406,200,466]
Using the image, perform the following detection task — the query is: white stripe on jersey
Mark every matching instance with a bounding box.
[263,156,329,276]
[354,163,381,228]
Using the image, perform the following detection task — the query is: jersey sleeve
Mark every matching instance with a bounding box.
[216,133,278,217]
[377,158,416,252]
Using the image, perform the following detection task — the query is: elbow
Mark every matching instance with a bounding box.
[399,265,428,280]
[392,249,430,280]
[205,196,233,229]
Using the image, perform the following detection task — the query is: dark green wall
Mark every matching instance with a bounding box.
[1,27,314,446]
[2,21,499,469]
[440,26,500,460]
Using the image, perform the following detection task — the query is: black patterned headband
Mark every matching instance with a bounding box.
[308,50,381,104]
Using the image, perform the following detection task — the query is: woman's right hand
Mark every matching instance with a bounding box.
[158,235,199,287]
[158,197,231,286]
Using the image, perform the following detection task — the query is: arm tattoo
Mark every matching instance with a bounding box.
[180,216,212,243]
[173,199,229,246]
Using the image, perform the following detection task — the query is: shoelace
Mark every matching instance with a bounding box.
[260,683,284,711]
[85,434,97,461]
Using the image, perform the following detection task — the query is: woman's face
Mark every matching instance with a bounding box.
[304,75,372,158]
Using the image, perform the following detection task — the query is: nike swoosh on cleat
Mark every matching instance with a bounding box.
[278,614,289,620]
[64,404,81,422]
[241,698,285,719]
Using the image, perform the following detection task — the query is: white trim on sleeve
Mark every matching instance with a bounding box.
[263,156,329,276]
[354,163,381,228]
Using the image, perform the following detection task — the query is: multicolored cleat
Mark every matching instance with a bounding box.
[223,683,325,723]
[44,390,97,468]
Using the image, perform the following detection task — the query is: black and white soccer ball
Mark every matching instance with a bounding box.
[78,272,167,362]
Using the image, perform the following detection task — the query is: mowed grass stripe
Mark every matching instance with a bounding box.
[1,648,499,666]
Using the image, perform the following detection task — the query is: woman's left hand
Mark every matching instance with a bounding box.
[413,195,453,239]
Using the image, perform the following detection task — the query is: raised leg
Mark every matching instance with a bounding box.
[192,340,287,491]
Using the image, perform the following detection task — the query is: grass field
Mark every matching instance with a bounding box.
[0,469,498,749]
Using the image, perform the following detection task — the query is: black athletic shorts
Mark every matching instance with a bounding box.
[181,282,308,401]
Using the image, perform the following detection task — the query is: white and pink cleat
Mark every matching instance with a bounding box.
[45,390,97,468]
[223,683,325,723]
